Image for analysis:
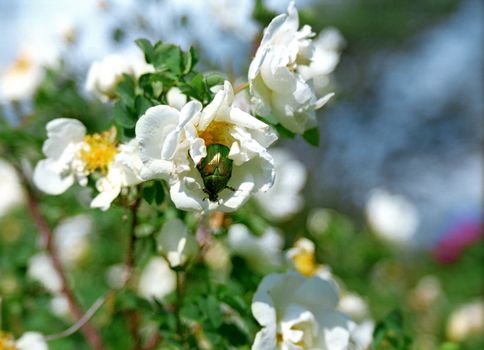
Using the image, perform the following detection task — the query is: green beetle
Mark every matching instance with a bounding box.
[196,143,234,202]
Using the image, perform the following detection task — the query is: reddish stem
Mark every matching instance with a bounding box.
[25,186,106,350]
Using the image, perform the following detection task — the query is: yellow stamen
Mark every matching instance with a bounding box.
[8,54,33,75]
[80,127,117,174]
[0,331,18,350]
[293,250,317,277]
[198,122,232,147]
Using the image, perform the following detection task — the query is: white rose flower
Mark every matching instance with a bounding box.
[447,300,484,342]
[227,224,283,273]
[0,159,24,217]
[338,293,369,323]
[136,80,277,212]
[33,118,143,209]
[54,214,92,266]
[248,2,340,134]
[16,332,48,350]
[90,139,144,210]
[27,253,62,293]
[348,320,374,350]
[286,238,332,279]
[138,257,176,301]
[0,43,59,102]
[105,264,126,289]
[33,118,89,195]
[85,54,154,102]
[365,188,419,246]
[338,292,374,350]
[0,53,44,102]
[252,271,352,350]
[50,294,70,318]
[156,218,199,268]
[254,148,306,221]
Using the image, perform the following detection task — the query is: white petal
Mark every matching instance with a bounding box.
[252,273,284,327]
[251,326,277,350]
[226,107,272,130]
[42,118,86,159]
[33,159,74,195]
[161,101,202,160]
[16,332,48,350]
[260,55,297,95]
[169,171,207,212]
[90,176,121,211]
[137,257,176,301]
[166,87,188,110]
[135,105,180,179]
[314,92,334,110]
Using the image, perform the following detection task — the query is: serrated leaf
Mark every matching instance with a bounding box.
[302,127,320,146]
[135,38,155,63]
[153,43,182,75]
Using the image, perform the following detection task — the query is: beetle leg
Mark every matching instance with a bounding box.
[225,186,237,192]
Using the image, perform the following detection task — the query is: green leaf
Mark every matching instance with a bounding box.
[180,301,202,321]
[182,47,198,74]
[142,184,156,204]
[252,0,277,26]
[135,38,155,63]
[116,74,135,107]
[199,295,222,329]
[154,181,165,205]
[205,72,225,88]
[153,43,182,75]
[438,343,460,350]
[302,127,320,146]
[113,101,136,128]
[274,123,296,139]
[135,95,153,116]
[373,310,412,350]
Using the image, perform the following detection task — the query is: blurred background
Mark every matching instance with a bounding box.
[0,0,483,349]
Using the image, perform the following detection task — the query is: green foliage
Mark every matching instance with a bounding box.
[252,0,277,26]
[302,127,320,146]
[373,310,412,350]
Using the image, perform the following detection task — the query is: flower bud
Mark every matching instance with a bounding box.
[156,218,198,268]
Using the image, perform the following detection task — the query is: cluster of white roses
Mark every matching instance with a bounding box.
[28,3,358,350]
[32,2,341,214]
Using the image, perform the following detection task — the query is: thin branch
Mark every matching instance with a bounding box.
[124,197,142,349]
[43,195,142,345]
[23,177,106,350]
[234,81,249,95]
[44,292,113,341]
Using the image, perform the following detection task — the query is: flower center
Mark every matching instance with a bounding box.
[0,331,18,350]
[80,128,117,174]
[8,54,33,75]
[198,122,233,147]
[292,250,317,277]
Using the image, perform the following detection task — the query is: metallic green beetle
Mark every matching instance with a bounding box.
[196,143,234,202]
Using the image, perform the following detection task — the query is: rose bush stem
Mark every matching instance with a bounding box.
[23,175,107,350]
[125,196,142,349]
